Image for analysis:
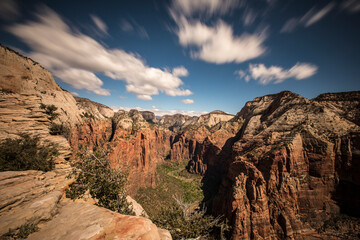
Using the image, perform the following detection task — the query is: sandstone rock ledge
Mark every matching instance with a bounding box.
[0,161,171,240]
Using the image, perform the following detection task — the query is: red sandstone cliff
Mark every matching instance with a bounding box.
[209,91,360,239]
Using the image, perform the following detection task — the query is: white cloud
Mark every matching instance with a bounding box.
[119,96,128,99]
[137,95,152,101]
[169,0,266,64]
[237,62,318,85]
[90,14,108,35]
[0,0,19,21]
[53,68,110,96]
[172,66,189,77]
[7,7,192,99]
[281,2,335,33]
[181,99,194,104]
[71,91,79,96]
[111,106,208,117]
[171,0,241,17]
[175,18,267,64]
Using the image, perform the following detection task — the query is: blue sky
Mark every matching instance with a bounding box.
[0,0,359,116]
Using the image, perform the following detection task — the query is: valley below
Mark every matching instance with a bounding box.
[1,45,360,240]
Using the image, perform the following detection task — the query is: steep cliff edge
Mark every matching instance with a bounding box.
[70,109,171,194]
[210,91,360,239]
[0,45,171,240]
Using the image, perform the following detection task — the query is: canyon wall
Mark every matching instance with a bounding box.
[209,91,360,239]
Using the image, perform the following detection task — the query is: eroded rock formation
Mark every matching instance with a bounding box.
[210,91,360,239]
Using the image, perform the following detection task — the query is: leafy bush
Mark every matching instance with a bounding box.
[49,123,71,139]
[66,149,134,215]
[40,103,59,120]
[0,134,58,172]
[3,223,39,239]
[80,112,95,119]
[151,195,229,240]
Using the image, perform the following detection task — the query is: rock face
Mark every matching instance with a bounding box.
[160,111,235,132]
[141,111,158,124]
[210,91,360,239]
[75,97,114,119]
[70,110,171,195]
[0,163,171,240]
[0,46,172,239]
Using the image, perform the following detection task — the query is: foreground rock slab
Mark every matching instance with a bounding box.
[27,202,171,240]
[0,167,171,240]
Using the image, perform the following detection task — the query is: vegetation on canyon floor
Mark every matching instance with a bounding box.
[66,148,134,215]
[135,160,229,239]
[0,133,58,172]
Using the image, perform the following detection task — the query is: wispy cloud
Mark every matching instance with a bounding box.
[70,91,79,96]
[237,62,318,85]
[169,0,266,64]
[0,0,19,21]
[341,0,360,13]
[174,17,267,64]
[111,106,207,117]
[7,7,192,99]
[90,14,108,35]
[171,0,242,17]
[242,7,257,26]
[181,99,194,104]
[120,18,149,39]
[281,2,335,33]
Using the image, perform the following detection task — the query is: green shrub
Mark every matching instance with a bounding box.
[164,150,171,160]
[3,223,39,239]
[151,195,229,240]
[0,134,58,172]
[80,112,95,119]
[66,149,134,215]
[49,123,71,139]
[40,104,59,120]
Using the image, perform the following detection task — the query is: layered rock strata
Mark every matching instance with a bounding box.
[210,91,360,239]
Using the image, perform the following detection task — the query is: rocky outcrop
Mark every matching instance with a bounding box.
[141,111,158,124]
[75,97,114,119]
[0,162,171,240]
[210,91,360,239]
[70,110,171,195]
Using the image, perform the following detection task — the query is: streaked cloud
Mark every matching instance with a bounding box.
[120,18,149,39]
[242,8,257,26]
[170,0,266,64]
[237,62,318,85]
[0,0,19,21]
[111,106,208,117]
[281,2,335,33]
[70,91,79,96]
[90,14,108,35]
[341,0,360,13]
[181,99,194,104]
[170,0,241,17]
[7,7,192,99]
[174,17,267,64]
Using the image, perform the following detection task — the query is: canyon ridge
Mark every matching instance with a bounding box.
[0,45,359,239]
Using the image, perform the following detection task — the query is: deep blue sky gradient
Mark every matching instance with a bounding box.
[1,0,359,115]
